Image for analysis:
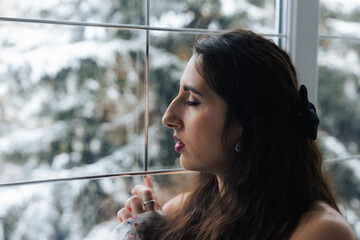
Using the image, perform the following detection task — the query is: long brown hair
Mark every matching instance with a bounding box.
[149,29,339,240]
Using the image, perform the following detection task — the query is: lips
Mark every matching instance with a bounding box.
[174,136,185,152]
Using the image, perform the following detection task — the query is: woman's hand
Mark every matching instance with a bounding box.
[117,176,162,223]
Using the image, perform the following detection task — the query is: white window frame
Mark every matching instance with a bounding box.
[283,0,320,104]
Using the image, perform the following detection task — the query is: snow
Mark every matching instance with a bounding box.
[344,80,358,100]
[0,0,149,238]
[221,0,273,20]
[322,135,360,236]
[346,159,360,181]
[0,121,67,155]
[220,0,275,33]
[0,170,128,239]
[0,38,144,84]
[11,192,58,240]
[52,153,71,170]
[318,48,360,76]
[221,0,237,16]
[321,0,360,15]
[151,11,194,29]
[322,135,349,158]
[0,0,114,23]
[0,185,46,215]
[84,220,118,240]
[325,18,360,38]
[322,135,360,178]
[343,207,360,237]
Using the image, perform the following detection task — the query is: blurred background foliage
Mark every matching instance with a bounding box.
[0,0,359,239]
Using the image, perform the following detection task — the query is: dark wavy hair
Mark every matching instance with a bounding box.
[149,29,339,240]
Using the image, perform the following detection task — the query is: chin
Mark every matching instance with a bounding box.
[179,156,195,171]
[179,156,203,172]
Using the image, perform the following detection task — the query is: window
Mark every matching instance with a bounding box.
[318,0,360,236]
[0,0,359,238]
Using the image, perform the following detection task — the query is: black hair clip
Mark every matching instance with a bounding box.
[298,85,320,140]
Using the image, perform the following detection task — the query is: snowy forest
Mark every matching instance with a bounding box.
[0,0,359,239]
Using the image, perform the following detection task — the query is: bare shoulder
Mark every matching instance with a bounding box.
[163,192,189,217]
[290,201,354,240]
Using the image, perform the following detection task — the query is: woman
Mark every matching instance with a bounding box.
[116,29,354,239]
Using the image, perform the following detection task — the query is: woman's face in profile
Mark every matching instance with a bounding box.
[162,55,241,177]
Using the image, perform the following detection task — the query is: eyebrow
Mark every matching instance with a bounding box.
[183,85,203,96]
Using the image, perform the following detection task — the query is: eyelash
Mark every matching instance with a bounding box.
[183,94,201,107]
[185,100,201,106]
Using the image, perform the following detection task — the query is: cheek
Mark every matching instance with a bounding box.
[200,113,224,139]
[190,116,225,156]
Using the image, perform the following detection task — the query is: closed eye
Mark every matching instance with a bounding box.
[186,94,201,107]
[186,100,201,106]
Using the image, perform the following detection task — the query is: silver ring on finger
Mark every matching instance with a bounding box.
[143,199,155,206]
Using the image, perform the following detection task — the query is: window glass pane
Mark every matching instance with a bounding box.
[318,38,360,237]
[0,173,191,239]
[0,22,146,183]
[150,0,277,33]
[0,0,146,25]
[318,39,360,158]
[147,31,193,170]
[320,0,360,38]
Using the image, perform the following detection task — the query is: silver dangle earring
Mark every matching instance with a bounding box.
[235,142,241,152]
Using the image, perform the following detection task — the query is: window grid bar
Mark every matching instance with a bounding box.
[144,0,150,172]
[0,16,286,37]
[0,169,191,188]
[275,0,285,47]
[325,154,360,164]
[319,34,360,42]
[0,153,358,188]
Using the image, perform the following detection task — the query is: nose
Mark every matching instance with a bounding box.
[162,97,182,129]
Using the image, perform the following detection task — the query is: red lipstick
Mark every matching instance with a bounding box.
[174,136,185,152]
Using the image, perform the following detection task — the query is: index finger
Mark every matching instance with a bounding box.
[144,175,154,189]
[132,185,153,201]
